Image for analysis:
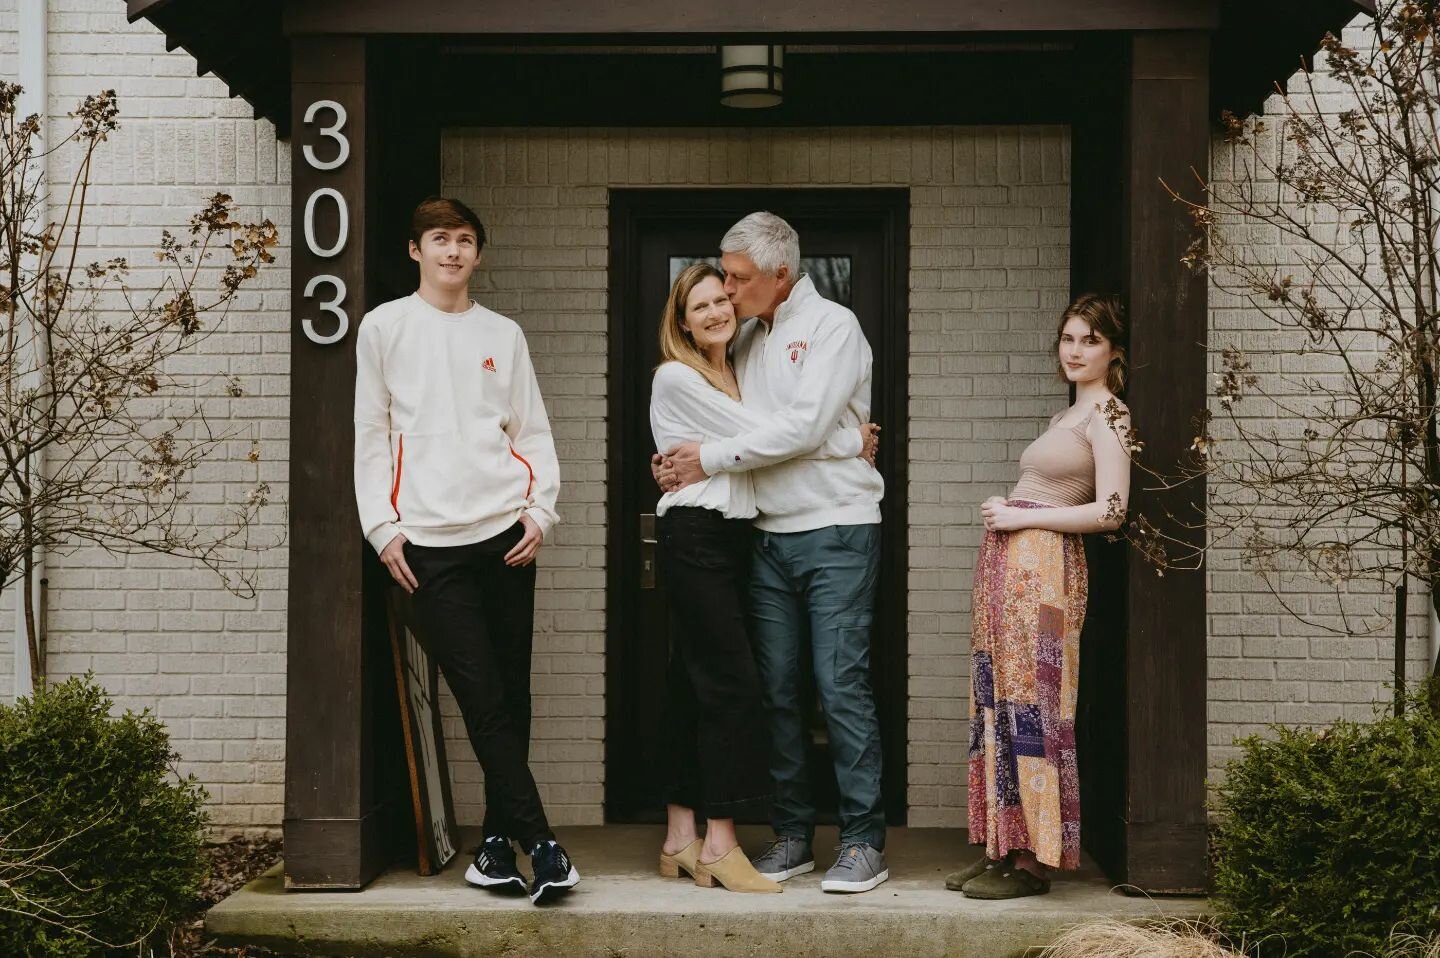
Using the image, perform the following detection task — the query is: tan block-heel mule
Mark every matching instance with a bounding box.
[693,847,783,893]
[659,838,703,879]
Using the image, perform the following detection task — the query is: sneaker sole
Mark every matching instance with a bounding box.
[464,865,527,894]
[821,868,890,893]
[756,860,815,882]
[530,866,580,905]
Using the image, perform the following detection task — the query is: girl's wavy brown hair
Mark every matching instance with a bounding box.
[1057,292,1128,396]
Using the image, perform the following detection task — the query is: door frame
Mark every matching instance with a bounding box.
[604,187,911,824]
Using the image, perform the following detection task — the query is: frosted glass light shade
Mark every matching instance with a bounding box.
[720,45,784,108]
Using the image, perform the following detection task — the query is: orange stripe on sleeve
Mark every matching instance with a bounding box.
[509,445,535,499]
[390,434,404,520]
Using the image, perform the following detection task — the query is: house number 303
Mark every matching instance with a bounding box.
[301,99,350,345]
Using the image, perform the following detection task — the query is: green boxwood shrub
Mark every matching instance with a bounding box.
[0,675,208,957]
[1212,688,1440,958]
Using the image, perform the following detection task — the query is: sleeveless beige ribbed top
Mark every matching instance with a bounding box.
[1008,407,1096,508]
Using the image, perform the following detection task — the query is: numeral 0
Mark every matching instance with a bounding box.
[303,188,348,259]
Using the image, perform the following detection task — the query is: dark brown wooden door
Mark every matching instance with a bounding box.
[605,189,909,825]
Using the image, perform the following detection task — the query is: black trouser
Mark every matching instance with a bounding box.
[656,507,772,818]
[404,523,553,849]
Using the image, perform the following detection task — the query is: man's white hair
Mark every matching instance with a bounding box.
[720,211,800,277]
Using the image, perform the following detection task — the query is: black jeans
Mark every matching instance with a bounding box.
[404,524,554,849]
[656,507,772,818]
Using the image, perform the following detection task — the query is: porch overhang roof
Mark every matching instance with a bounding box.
[126,0,1375,138]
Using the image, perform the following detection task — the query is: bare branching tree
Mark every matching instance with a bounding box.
[0,84,279,683]
[1138,2,1440,712]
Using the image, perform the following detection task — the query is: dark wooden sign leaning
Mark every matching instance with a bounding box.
[386,588,460,875]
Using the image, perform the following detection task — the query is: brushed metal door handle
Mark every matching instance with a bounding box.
[640,513,657,589]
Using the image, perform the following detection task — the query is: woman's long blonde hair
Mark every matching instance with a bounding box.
[657,263,732,392]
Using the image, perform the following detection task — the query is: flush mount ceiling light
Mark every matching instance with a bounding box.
[720,45,784,108]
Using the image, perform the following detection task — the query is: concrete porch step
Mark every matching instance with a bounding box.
[207,825,1207,958]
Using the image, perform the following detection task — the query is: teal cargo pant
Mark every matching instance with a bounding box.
[750,523,885,850]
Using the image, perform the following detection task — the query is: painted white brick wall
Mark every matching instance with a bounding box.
[442,126,1072,827]
[0,0,291,837]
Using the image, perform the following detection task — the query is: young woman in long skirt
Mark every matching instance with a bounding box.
[949,293,1132,900]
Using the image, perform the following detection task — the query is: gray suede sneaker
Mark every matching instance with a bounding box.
[820,842,889,893]
[750,836,815,882]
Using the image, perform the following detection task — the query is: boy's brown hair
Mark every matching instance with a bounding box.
[410,196,486,250]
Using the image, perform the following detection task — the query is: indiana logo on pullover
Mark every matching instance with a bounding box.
[352,293,561,556]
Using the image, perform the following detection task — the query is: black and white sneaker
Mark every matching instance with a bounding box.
[528,840,579,905]
[464,836,527,894]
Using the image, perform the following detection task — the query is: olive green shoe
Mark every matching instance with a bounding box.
[944,855,1002,891]
[960,862,1051,900]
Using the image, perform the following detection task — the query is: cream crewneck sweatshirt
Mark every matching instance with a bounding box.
[650,360,865,520]
[698,276,884,533]
[353,293,561,555]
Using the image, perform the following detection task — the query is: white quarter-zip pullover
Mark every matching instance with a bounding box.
[354,293,561,555]
[650,360,864,519]
[698,275,884,533]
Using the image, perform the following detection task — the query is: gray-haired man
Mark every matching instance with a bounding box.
[658,211,888,893]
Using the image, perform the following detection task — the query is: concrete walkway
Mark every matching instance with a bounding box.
[207,826,1206,958]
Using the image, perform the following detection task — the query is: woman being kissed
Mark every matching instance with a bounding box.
[647,263,878,893]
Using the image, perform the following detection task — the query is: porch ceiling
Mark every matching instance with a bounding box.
[125,0,1373,137]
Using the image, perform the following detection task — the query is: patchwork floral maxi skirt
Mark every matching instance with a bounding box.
[967,501,1087,870]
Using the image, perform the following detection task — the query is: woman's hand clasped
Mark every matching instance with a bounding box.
[652,452,679,493]
[980,499,1029,533]
[859,422,881,466]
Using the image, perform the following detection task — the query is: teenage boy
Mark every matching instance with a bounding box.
[656,211,889,893]
[353,196,579,905]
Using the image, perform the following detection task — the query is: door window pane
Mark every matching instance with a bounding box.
[668,255,853,307]
[668,256,721,286]
[803,256,852,307]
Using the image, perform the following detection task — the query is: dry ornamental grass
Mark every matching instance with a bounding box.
[1040,919,1440,958]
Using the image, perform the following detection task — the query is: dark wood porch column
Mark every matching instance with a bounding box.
[285,35,443,890]
[1070,32,1130,887]
[284,35,399,890]
[1119,31,1211,894]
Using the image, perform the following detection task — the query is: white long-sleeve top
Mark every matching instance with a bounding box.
[698,275,884,532]
[650,361,863,519]
[353,293,561,555]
